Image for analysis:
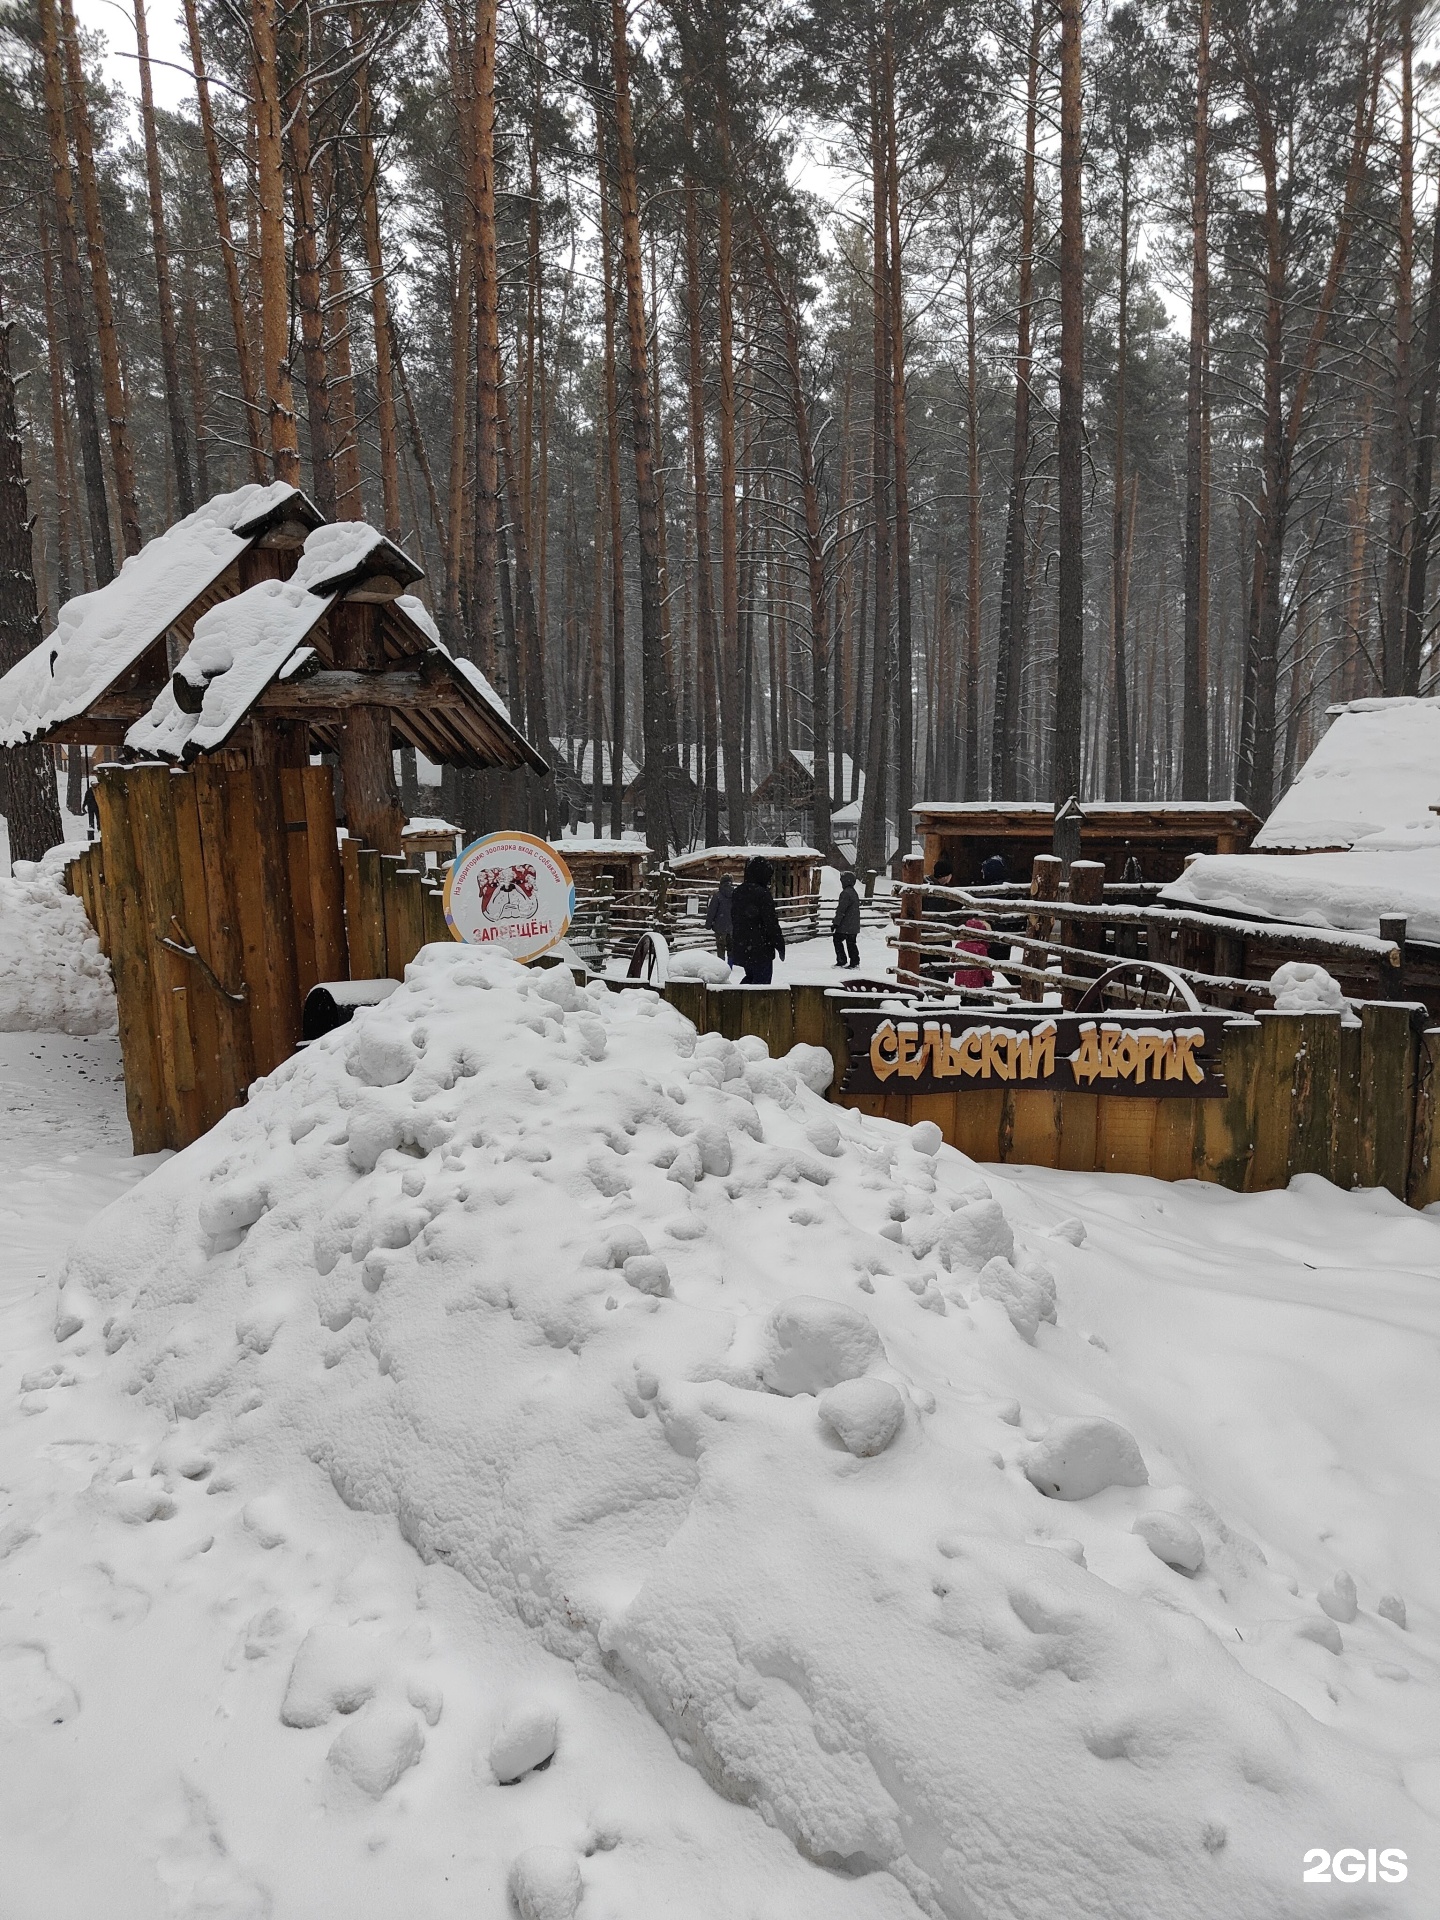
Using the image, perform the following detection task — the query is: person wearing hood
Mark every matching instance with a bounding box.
[730,856,786,984]
[705,873,734,960]
[831,870,861,970]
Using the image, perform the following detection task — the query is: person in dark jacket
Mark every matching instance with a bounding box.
[705,873,734,960]
[831,870,861,969]
[980,851,1009,886]
[730,856,786,984]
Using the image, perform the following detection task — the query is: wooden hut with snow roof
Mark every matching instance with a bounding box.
[34,500,548,1157]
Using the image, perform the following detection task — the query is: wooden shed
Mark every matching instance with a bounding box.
[557,838,651,896]
[912,800,1260,886]
[669,843,824,903]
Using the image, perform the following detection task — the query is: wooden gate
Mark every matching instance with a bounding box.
[71,761,347,1152]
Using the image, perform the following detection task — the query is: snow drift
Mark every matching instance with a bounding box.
[0,857,114,1034]
[53,946,1436,1916]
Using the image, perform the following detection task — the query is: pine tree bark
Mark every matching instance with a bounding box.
[609,0,674,857]
[1053,0,1085,808]
[1181,0,1211,797]
[251,0,300,481]
[134,0,194,516]
[59,0,142,556]
[498,377,552,816]
[182,0,265,482]
[991,0,1042,799]
[326,194,364,518]
[37,0,112,585]
[0,285,65,864]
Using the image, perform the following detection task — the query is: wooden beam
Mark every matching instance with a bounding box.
[256,669,461,712]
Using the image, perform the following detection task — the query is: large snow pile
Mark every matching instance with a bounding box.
[0,483,300,749]
[1255,697,1440,851]
[1162,847,1440,944]
[48,947,1438,1915]
[0,858,114,1033]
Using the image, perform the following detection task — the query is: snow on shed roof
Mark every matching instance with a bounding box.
[0,483,313,749]
[125,573,335,760]
[670,843,822,871]
[1161,847,1440,944]
[1255,697,1440,851]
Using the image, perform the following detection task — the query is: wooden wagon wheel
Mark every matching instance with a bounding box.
[626,929,670,985]
[1072,960,1204,1016]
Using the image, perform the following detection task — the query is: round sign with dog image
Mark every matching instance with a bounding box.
[443,832,575,961]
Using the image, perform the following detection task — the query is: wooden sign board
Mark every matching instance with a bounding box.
[841,1007,1231,1099]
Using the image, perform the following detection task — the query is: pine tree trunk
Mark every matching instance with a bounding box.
[715,75,745,840]
[683,121,722,849]
[883,7,912,869]
[0,286,65,865]
[1403,198,1440,691]
[180,244,210,498]
[857,43,892,871]
[183,0,266,482]
[1053,0,1085,807]
[37,0,112,584]
[1382,0,1414,694]
[37,206,74,609]
[287,38,336,519]
[1110,163,1133,802]
[134,0,194,516]
[609,0,674,858]
[963,229,982,801]
[594,93,627,839]
[1181,0,1211,797]
[326,195,364,519]
[251,0,301,480]
[59,0,142,556]
[991,0,1041,800]
[471,0,502,678]
[352,8,401,539]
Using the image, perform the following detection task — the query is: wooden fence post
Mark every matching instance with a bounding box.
[1022,854,1062,1003]
[898,854,924,987]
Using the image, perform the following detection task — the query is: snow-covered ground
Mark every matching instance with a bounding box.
[4,950,1439,1917]
[0,846,115,1035]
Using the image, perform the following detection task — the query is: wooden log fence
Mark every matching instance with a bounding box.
[609,978,1440,1208]
[889,873,1435,1013]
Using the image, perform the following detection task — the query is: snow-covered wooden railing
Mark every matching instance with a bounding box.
[886,860,1435,1015]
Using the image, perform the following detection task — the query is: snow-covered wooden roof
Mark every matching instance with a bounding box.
[0,483,322,748]
[124,521,545,774]
[1255,697,1440,852]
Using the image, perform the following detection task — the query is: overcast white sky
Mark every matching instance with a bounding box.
[74,0,193,117]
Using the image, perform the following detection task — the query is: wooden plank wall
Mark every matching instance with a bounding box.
[338,842,449,984]
[82,762,348,1153]
[628,983,1440,1208]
